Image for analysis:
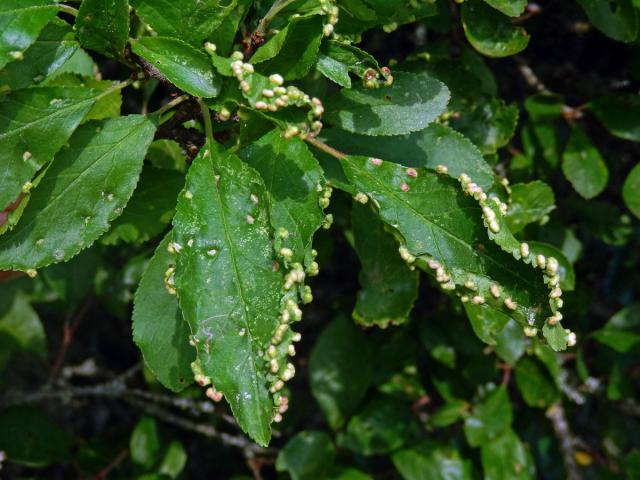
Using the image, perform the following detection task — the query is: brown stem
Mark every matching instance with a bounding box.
[94,449,128,480]
[50,295,95,382]
[546,404,582,480]
[304,136,346,160]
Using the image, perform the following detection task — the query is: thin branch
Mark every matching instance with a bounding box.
[255,0,297,36]
[304,136,346,160]
[154,94,190,117]
[199,99,214,147]
[125,397,274,458]
[50,295,95,382]
[514,56,549,93]
[94,449,128,480]
[57,4,79,17]
[546,404,582,480]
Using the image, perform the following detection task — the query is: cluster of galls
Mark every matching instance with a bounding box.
[362,66,394,89]
[319,0,339,37]
[215,48,325,140]
[191,360,224,403]
[456,170,575,347]
[263,243,322,422]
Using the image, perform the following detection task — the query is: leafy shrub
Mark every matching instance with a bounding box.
[0,0,639,478]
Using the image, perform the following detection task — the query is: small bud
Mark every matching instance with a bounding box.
[323,23,334,36]
[280,247,293,260]
[489,220,500,233]
[519,243,530,258]
[206,387,223,402]
[354,192,368,204]
[547,257,559,275]
[218,107,231,121]
[549,287,562,299]
[490,283,501,298]
[240,80,250,92]
[504,297,517,310]
[255,101,268,110]
[262,89,274,98]
[269,74,284,86]
[435,164,448,174]
[472,295,485,305]
[204,42,217,54]
[566,330,577,347]
[524,326,538,337]
[270,359,279,373]
[25,269,38,278]
[547,313,562,325]
[287,344,296,356]
[536,254,546,270]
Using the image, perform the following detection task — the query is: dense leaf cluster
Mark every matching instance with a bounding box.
[0,0,639,479]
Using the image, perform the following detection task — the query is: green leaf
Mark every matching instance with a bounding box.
[0,86,100,210]
[463,385,512,447]
[591,304,640,353]
[316,40,382,88]
[542,322,568,352]
[494,319,526,365]
[172,145,283,446]
[504,181,555,233]
[483,0,527,17]
[238,129,326,266]
[252,16,324,81]
[591,94,640,142]
[480,429,534,480]
[327,468,373,480]
[321,122,494,190]
[45,74,124,122]
[451,97,519,155]
[41,248,100,308]
[131,37,221,97]
[0,18,78,90]
[133,233,195,392]
[338,395,417,455]
[461,0,530,58]
[102,167,183,245]
[0,291,46,357]
[0,406,69,468]
[427,400,469,428]
[309,316,372,429]
[0,1,58,69]
[130,416,162,470]
[514,357,559,407]
[623,163,640,219]
[352,203,418,327]
[131,0,238,47]
[576,0,638,42]
[562,126,609,199]
[147,139,187,172]
[340,156,553,334]
[0,115,156,271]
[392,441,472,480]
[77,0,129,58]
[276,431,336,480]
[324,72,450,136]
[464,302,510,345]
[158,441,188,479]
